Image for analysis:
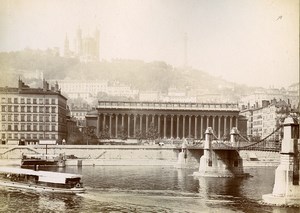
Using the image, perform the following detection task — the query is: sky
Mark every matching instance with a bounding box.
[0,0,299,88]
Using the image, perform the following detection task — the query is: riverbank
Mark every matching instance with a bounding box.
[0,145,280,167]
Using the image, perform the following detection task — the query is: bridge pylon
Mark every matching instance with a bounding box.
[262,116,300,206]
[193,127,248,177]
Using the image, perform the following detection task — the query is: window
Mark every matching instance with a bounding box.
[7,125,11,131]
[39,98,43,104]
[45,116,49,122]
[21,114,25,121]
[39,106,43,113]
[45,99,49,104]
[45,107,50,113]
[1,133,5,139]
[45,125,50,131]
[14,115,18,121]
[14,125,18,131]
[8,106,12,112]
[33,106,37,113]
[27,106,31,112]
[27,115,31,122]
[8,115,12,121]
[33,115,37,122]
[51,99,55,104]
[1,106,5,112]
[8,133,12,139]
[39,134,43,139]
[27,98,31,104]
[33,134,37,139]
[39,115,43,122]
[21,98,25,104]
[39,125,43,131]
[51,116,56,122]
[51,134,56,140]
[21,106,25,112]
[1,97,6,103]
[21,124,25,131]
[27,124,31,131]
[51,125,55,131]
[2,115,5,121]
[14,106,18,112]
[14,133,18,139]
[33,124,37,131]
[8,98,11,103]
[14,98,18,104]
[51,107,56,113]
[33,98,37,104]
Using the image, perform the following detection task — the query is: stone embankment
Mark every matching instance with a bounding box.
[0,145,280,167]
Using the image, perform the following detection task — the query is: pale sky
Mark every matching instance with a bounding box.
[0,0,299,88]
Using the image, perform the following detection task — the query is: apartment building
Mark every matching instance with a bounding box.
[0,79,67,145]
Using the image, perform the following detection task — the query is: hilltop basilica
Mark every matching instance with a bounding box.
[64,27,100,63]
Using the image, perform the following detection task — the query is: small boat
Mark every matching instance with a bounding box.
[21,153,66,168]
[0,167,85,194]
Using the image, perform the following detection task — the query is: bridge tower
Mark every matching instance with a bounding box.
[193,127,247,177]
[262,116,300,206]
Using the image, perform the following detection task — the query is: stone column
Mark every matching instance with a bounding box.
[121,114,124,128]
[127,114,131,138]
[224,116,227,137]
[115,114,118,138]
[133,114,137,138]
[194,115,198,139]
[151,114,155,123]
[170,115,174,139]
[96,114,100,137]
[212,116,215,133]
[109,114,112,137]
[188,115,191,138]
[163,115,167,138]
[146,114,149,133]
[176,115,180,139]
[218,116,221,139]
[200,116,203,139]
[158,114,161,137]
[235,117,239,128]
[103,113,107,130]
[182,115,186,138]
[206,116,210,127]
[139,114,143,132]
[229,116,233,131]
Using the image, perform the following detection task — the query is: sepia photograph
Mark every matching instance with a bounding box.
[0,0,299,212]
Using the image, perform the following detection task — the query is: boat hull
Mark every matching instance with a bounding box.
[0,180,85,194]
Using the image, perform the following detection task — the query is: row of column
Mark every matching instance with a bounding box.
[96,113,238,139]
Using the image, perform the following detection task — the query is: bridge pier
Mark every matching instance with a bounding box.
[193,127,247,177]
[262,116,300,206]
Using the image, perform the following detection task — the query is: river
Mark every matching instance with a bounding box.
[0,166,299,213]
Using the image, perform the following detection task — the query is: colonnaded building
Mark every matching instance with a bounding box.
[86,101,246,140]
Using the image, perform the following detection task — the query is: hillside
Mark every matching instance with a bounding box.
[0,49,251,96]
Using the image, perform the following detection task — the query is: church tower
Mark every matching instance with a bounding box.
[64,34,70,57]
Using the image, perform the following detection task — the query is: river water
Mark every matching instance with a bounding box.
[0,166,299,213]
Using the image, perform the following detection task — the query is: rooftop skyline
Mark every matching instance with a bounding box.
[0,0,298,88]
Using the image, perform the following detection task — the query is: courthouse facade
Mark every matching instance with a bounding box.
[86,101,241,140]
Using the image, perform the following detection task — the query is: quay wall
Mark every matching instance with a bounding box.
[0,145,280,167]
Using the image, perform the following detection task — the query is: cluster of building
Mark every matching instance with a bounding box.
[0,79,299,145]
